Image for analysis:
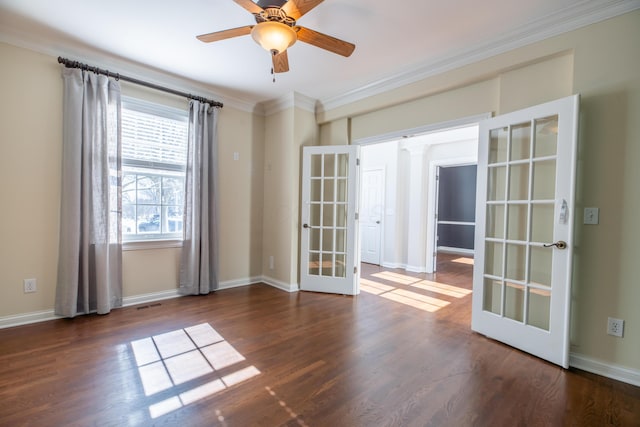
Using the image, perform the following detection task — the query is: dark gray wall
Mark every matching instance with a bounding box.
[437,165,477,250]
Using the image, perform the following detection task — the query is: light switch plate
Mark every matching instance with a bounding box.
[584,207,599,225]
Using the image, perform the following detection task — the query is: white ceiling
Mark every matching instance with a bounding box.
[0,0,638,110]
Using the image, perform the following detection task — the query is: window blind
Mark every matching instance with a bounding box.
[122,99,188,169]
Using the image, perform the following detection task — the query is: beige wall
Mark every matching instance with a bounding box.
[262,108,294,285]
[293,107,319,282]
[0,41,264,316]
[319,117,349,146]
[0,44,62,316]
[350,78,500,142]
[569,11,640,369]
[262,105,317,287]
[498,52,574,114]
[319,11,640,370]
[217,106,265,283]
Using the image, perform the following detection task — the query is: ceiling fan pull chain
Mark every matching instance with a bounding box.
[271,67,276,83]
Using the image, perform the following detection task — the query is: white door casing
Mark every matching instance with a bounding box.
[472,95,579,368]
[300,145,360,295]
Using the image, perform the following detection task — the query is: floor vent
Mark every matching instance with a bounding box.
[136,303,162,310]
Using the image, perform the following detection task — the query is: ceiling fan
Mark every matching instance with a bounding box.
[196,0,356,74]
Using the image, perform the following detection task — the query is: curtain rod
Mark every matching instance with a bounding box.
[57,57,223,108]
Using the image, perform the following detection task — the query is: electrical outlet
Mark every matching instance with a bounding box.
[607,317,624,337]
[24,278,37,293]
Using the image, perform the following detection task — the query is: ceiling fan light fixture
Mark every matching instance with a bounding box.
[251,21,297,54]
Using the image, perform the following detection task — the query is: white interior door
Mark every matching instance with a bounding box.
[472,95,579,368]
[360,168,384,265]
[300,146,360,295]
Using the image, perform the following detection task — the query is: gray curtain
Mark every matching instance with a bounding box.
[55,68,123,317]
[179,101,220,295]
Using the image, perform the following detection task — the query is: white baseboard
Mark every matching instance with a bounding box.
[382,262,419,271]
[122,289,182,307]
[381,262,403,270]
[261,276,299,293]
[405,265,429,273]
[570,352,640,387]
[380,262,429,273]
[0,277,296,329]
[0,309,61,329]
[437,247,475,256]
[218,276,262,290]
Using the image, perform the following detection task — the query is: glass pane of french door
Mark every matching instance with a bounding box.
[483,115,558,331]
[308,152,349,278]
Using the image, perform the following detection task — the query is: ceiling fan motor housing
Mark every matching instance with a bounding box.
[256,0,289,9]
[256,7,296,27]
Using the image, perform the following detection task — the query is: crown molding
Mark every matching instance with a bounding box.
[317,0,640,113]
[259,91,317,116]
[0,31,259,113]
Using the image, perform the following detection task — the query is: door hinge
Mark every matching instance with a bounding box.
[355,212,359,220]
[356,158,360,166]
[354,266,358,274]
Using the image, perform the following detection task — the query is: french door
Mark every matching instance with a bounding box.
[300,146,360,295]
[472,95,579,368]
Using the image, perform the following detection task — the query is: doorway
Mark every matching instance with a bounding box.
[432,164,477,271]
[359,123,479,274]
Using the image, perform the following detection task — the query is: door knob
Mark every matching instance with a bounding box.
[376,221,381,224]
[303,223,309,229]
[543,241,567,249]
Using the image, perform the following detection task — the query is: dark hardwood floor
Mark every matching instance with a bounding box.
[1,254,639,426]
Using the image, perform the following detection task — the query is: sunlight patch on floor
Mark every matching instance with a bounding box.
[361,278,449,312]
[371,271,421,285]
[361,270,473,312]
[411,280,472,298]
[360,278,395,295]
[380,290,448,312]
[452,257,474,265]
[130,323,260,419]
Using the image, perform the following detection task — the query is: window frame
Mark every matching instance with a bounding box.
[120,97,189,248]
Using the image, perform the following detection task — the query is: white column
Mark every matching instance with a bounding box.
[403,143,428,272]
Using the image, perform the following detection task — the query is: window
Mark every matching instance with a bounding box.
[121,98,188,242]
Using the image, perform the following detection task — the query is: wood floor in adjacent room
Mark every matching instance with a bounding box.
[1,254,639,426]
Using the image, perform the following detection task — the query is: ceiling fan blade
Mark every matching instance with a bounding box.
[282,0,324,20]
[196,26,253,43]
[296,26,355,57]
[272,50,290,73]
[233,0,264,14]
